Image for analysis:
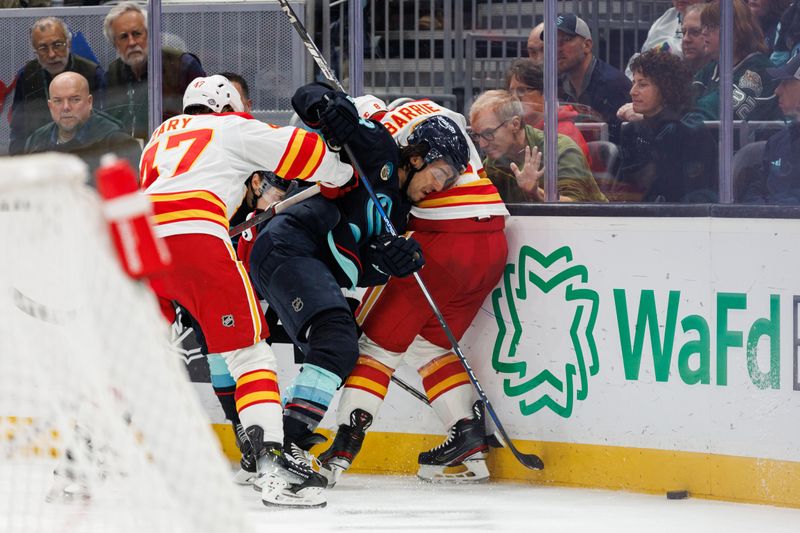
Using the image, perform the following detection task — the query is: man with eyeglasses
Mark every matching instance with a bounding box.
[103,1,205,142]
[9,17,105,155]
[681,4,712,75]
[470,89,607,203]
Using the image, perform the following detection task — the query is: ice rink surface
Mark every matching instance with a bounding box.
[243,474,800,533]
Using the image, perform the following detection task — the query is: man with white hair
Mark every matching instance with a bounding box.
[9,16,105,155]
[103,1,205,141]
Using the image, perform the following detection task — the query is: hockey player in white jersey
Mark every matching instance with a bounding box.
[318,96,510,485]
[142,75,354,508]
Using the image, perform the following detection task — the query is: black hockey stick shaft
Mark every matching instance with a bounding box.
[277,0,541,471]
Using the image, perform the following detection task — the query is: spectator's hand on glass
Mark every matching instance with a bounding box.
[617,102,644,122]
[510,145,545,201]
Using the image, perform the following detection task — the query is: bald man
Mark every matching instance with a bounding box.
[24,71,140,181]
[9,16,105,155]
[527,22,544,64]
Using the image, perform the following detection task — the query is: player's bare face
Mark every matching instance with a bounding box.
[48,78,93,134]
[112,11,148,69]
[32,24,69,76]
[775,79,800,118]
[406,159,458,203]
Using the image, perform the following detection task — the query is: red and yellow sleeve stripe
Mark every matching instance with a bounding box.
[274,129,326,181]
[343,355,394,400]
[149,190,229,229]
[235,369,281,412]
[415,178,503,210]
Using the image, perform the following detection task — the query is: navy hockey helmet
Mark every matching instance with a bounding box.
[406,115,470,174]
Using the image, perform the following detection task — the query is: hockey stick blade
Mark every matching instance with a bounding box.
[229,184,319,237]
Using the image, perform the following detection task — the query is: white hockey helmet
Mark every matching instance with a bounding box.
[182,75,244,114]
[353,94,387,119]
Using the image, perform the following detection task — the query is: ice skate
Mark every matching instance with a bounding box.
[232,423,258,485]
[417,401,490,483]
[44,466,91,503]
[246,426,327,508]
[318,409,373,488]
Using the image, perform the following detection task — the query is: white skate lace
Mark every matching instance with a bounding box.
[429,425,458,452]
[288,443,321,472]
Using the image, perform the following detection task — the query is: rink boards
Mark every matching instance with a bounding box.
[202,215,800,508]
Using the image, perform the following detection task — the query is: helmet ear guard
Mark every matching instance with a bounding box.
[183,75,244,113]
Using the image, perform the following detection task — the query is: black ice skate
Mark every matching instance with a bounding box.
[246,426,327,508]
[232,423,258,485]
[417,401,490,483]
[318,409,373,488]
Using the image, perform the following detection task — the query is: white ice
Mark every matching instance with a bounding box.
[242,474,800,533]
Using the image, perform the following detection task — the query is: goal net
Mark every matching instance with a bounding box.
[0,154,249,533]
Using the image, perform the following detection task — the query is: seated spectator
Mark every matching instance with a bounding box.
[527,22,544,64]
[741,54,800,203]
[505,58,591,163]
[102,2,205,141]
[749,0,793,56]
[24,72,141,180]
[681,3,712,75]
[616,50,718,203]
[550,14,632,143]
[693,0,783,121]
[469,89,606,203]
[772,0,800,64]
[219,71,252,113]
[9,16,104,155]
[625,0,708,78]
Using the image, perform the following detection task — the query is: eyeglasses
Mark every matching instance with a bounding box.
[510,86,540,98]
[681,27,702,39]
[35,41,67,55]
[469,120,509,142]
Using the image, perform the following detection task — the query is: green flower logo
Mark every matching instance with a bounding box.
[492,246,600,418]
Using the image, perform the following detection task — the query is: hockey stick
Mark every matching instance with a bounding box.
[228,183,320,237]
[277,0,542,471]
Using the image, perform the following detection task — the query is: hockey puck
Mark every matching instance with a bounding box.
[666,490,689,500]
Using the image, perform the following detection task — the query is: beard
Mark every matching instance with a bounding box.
[122,46,147,68]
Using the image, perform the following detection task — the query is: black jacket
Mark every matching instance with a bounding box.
[742,123,800,204]
[24,110,142,182]
[616,109,718,203]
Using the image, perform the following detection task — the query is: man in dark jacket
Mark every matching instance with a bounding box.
[24,72,141,181]
[9,16,105,155]
[550,14,632,143]
[742,54,800,203]
[102,2,205,141]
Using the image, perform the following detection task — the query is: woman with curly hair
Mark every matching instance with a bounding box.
[694,0,782,120]
[615,50,718,202]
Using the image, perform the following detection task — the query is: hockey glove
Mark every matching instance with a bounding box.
[319,93,360,150]
[368,234,425,278]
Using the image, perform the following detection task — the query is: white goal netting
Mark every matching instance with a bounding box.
[0,154,249,533]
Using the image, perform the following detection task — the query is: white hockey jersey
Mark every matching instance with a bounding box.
[140,112,353,241]
[378,99,508,220]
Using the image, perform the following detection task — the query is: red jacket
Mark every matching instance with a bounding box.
[534,104,592,167]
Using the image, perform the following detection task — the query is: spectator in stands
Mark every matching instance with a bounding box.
[505,58,591,163]
[741,54,800,203]
[102,2,205,141]
[682,3,712,74]
[616,50,717,203]
[24,72,141,180]
[527,22,544,64]
[625,0,708,79]
[550,14,632,143]
[693,0,783,121]
[749,0,793,55]
[9,17,105,155]
[469,89,606,203]
[772,0,800,64]
[219,72,252,113]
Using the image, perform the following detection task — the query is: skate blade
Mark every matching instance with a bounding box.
[44,483,92,503]
[416,459,490,484]
[233,468,257,486]
[319,462,345,488]
[262,486,327,509]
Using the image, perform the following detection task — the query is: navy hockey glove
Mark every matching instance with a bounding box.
[368,234,425,278]
[320,93,360,150]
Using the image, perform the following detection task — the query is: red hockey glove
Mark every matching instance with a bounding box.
[236,210,262,271]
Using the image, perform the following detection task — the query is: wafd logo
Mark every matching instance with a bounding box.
[492,246,600,418]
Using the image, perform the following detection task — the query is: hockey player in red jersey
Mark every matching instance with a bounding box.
[318,97,510,486]
[142,75,355,508]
